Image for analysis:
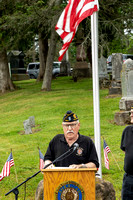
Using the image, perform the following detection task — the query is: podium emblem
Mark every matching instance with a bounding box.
[55,181,84,200]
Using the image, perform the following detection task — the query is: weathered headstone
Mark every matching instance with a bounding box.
[73,27,90,80]
[29,116,35,127]
[23,119,32,134]
[73,44,89,79]
[114,59,133,125]
[60,51,71,76]
[98,56,110,88]
[112,53,123,80]
[120,58,133,109]
[109,53,123,95]
[98,56,108,77]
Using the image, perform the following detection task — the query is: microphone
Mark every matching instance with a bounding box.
[73,143,79,151]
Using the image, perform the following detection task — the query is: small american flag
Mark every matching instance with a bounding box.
[39,149,45,170]
[55,0,99,61]
[103,140,111,170]
[0,152,14,181]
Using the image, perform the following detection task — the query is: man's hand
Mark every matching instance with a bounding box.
[44,160,54,169]
[69,164,85,169]
[46,164,54,169]
[69,162,96,169]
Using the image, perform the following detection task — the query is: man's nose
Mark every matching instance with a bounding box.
[68,125,72,129]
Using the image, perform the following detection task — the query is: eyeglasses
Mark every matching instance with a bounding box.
[129,112,133,116]
[63,123,78,129]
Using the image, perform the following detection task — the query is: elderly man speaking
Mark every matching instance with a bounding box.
[44,110,99,169]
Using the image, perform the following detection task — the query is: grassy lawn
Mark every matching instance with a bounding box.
[0,77,125,199]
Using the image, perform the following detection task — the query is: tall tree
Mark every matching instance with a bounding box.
[0,48,15,93]
[42,24,57,91]
[41,0,62,91]
[37,32,48,81]
[0,0,16,93]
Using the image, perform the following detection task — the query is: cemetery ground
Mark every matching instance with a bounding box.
[0,77,125,200]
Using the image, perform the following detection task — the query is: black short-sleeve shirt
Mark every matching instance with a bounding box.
[120,125,133,175]
[44,133,99,168]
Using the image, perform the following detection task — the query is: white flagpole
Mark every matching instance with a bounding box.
[91,11,102,178]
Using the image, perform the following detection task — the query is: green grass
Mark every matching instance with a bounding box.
[0,77,125,199]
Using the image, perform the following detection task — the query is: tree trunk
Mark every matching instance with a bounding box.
[37,32,48,82]
[41,25,57,91]
[0,49,15,93]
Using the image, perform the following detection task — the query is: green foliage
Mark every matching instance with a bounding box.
[0,77,125,199]
[0,0,133,59]
[0,0,62,52]
[108,34,133,55]
[98,0,133,56]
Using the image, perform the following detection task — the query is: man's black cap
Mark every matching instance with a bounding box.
[63,110,78,122]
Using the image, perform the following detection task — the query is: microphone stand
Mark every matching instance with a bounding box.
[5,146,76,200]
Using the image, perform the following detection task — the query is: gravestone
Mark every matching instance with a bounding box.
[98,56,108,78]
[109,53,123,95]
[73,28,90,80]
[29,116,35,127]
[60,50,71,76]
[98,56,110,88]
[73,45,89,79]
[23,119,32,134]
[60,61,71,76]
[23,116,35,134]
[114,59,133,125]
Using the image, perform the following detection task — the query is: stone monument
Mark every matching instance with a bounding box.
[73,44,89,80]
[73,28,89,81]
[23,116,35,134]
[23,119,32,134]
[109,53,123,95]
[29,116,35,127]
[114,59,133,125]
[98,56,110,89]
[60,51,71,76]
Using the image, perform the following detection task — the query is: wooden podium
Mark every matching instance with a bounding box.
[42,168,97,200]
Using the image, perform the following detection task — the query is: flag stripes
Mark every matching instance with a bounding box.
[103,140,111,170]
[39,149,45,170]
[55,0,99,61]
[0,152,14,181]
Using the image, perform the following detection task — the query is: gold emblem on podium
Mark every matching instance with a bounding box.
[55,181,84,200]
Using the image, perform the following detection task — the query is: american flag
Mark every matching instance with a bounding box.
[39,149,45,170]
[103,140,111,170]
[0,152,14,181]
[55,0,99,61]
